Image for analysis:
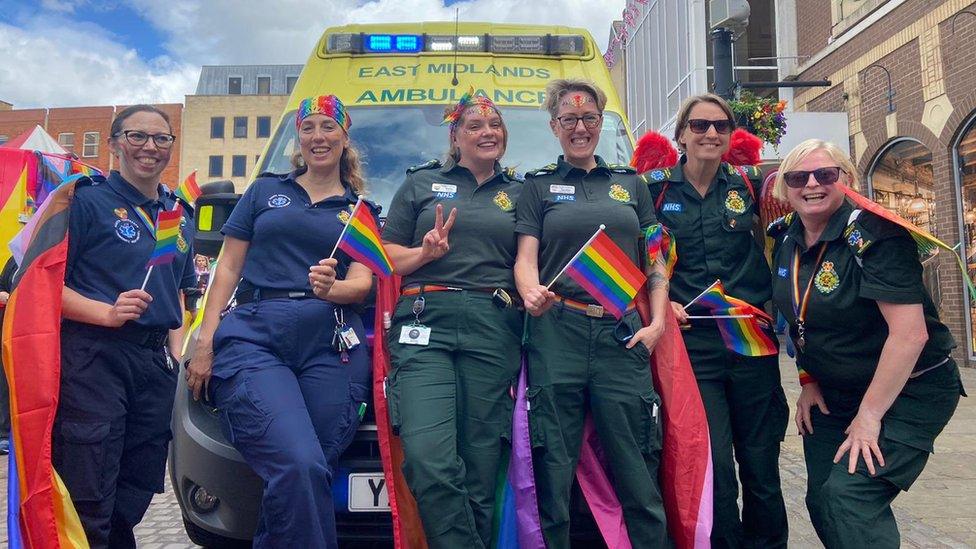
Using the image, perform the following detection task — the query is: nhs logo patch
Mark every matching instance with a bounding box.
[555,195,575,202]
[778,267,788,278]
[662,202,682,213]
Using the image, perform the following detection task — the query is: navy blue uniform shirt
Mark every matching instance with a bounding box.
[66,171,196,330]
[221,170,380,295]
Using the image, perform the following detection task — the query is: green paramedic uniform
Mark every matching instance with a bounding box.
[769,203,963,549]
[383,157,523,549]
[515,155,668,549]
[647,158,788,548]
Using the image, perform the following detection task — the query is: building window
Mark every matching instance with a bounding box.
[257,116,271,138]
[286,76,298,94]
[209,155,223,178]
[257,76,271,95]
[954,113,976,359]
[58,132,75,152]
[82,132,99,158]
[232,155,247,177]
[211,117,225,139]
[228,76,242,94]
[234,116,247,138]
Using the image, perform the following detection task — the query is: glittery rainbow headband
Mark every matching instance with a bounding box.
[296,95,351,131]
[442,87,500,135]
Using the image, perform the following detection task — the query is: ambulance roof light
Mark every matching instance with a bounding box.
[425,35,485,52]
[326,32,584,56]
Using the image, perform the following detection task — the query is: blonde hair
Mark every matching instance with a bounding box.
[772,139,857,201]
[542,79,608,118]
[444,104,509,163]
[291,142,367,195]
[673,93,736,151]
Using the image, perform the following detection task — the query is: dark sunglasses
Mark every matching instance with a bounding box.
[783,166,844,188]
[686,118,733,135]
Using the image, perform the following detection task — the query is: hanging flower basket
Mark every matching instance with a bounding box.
[729,92,788,149]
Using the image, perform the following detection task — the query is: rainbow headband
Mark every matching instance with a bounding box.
[296,95,351,131]
[442,87,500,135]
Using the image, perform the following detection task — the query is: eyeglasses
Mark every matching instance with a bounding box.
[555,114,602,130]
[686,118,734,135]
[783,166,844,188]
[114,130,176,149]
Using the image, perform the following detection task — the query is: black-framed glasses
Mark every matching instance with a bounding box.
[686,118,734,135]
[783,166,844,188]
[555,114,602,130]
[114,130,176,149]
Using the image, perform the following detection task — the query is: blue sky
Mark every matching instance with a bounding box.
[0,0,625,108]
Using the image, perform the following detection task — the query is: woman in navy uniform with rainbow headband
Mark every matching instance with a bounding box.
[58,104,195,547]
[188,95,376,548]
[382,90,523,548]
[768,139,963,548]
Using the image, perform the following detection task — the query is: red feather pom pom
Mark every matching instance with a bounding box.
[722,128,763,166]
[631,131,678,174]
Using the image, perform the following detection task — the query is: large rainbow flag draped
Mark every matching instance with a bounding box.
[4,175,90,549]
[690,280,777,357]
[562,226,646,319]
[336,199,394,277]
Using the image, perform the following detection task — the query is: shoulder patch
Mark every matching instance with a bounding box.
[844,209,907,257]
[646,168,671,182]
[503,167,524,183]
[609,164,637,174]
[526,163,557,178]
[406,159,441,173]
[766,212,795,238]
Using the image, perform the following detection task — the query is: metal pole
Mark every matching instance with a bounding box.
[711,27,735,100]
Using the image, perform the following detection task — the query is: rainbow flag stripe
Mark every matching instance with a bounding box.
[565,230,646,319]
[338,201,394,277]
[146,205,183,267]
[645,224,677,278]
[696,281,777,357]
[175,170,202,205]
[797,366,814,386]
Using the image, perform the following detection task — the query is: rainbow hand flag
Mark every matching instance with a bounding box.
[336,198,394,277]
[560,225,647,319]
[175,170,202,205]
[692,280,777,357]
[645,224,677,278]
[146,204,183,268]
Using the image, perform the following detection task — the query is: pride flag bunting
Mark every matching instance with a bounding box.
[691,280,778,357]
[175,170,202,205]
[558,225,647,319]
[146,204,183,268]
[335,198,394,277]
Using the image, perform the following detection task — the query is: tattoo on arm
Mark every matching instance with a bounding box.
[648,271,668,290]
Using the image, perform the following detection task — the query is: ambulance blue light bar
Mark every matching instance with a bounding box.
[364,34,423,53]
[327,33,585,56]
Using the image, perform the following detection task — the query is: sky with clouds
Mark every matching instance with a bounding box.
[0,0,625,109]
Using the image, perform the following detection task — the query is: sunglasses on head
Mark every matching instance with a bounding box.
[686,118,733,135]
[783,166,844,188]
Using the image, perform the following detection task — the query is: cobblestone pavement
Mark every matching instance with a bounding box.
[0,348,973,548]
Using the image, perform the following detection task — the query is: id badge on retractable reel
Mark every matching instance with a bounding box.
[399,295,431,346]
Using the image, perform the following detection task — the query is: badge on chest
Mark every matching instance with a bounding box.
[432,183,457,199]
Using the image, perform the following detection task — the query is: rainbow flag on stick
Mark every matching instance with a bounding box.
[175,170,202,205]
[146,204,184,268]
[549,225,647,319]
[688,280,777,357]
[331,198,394,277]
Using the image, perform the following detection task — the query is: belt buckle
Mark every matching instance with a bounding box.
[585,304,605,318]
[287,291,306,298]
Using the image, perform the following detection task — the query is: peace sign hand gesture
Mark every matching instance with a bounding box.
[420,204,457,262]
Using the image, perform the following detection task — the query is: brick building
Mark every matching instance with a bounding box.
[783,0,976,366]
[0,104,183,186]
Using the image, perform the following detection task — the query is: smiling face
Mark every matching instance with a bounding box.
[678,102,731,162]
[109,111,172,189]
[453,106,506,167]
[298,113,348,172]
[551,91,601,167]
[785,148,848,224]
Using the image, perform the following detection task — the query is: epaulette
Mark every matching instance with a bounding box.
[766,212,795,239]
[526,163,557,178]
[503,167,524,183]
[406,159,441,173]
[74,173,105,187]
[726,163,762,181]
[843,209,907,259]
[609,164,637,174]
[645,168,672,183]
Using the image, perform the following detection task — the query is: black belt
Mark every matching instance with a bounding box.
[235,288,316,305]
[64,320,169,350]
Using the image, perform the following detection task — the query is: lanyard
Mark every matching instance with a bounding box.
[791,242,828,352]
[132,205,158,236]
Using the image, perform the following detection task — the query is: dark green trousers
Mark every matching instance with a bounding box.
[682,324,788,549]
[525,308,667,549]
[804,360,963,549]
[386,291,522,549]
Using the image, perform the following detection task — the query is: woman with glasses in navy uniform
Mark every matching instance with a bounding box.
[57,105,195,547]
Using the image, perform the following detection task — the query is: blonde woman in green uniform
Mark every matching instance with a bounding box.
[382,93,523,549]
[646,93,788,548]
[514,78,670,549]
[768,139,963,548]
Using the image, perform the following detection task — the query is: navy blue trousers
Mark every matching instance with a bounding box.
[211,298,370,549]
[54,321,177,549]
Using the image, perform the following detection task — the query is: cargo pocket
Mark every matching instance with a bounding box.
[525,386,548,451]
[57,421,112,502]
[337,382,369,453]
[219,376,272,447]
[639,392,663,455]
[385,372,402,436]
